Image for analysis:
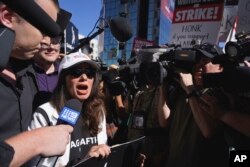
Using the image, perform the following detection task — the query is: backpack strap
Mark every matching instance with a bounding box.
[36,108,52,126]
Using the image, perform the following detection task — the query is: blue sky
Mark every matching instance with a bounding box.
[59,0,102,36]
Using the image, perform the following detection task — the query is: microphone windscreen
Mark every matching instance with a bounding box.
[57,99,82,126]
[109,16,133,42]
[1,0,61,37]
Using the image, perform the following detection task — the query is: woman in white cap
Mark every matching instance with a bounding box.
[29,52,110,166]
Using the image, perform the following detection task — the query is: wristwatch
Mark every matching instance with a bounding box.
[186,89,201,98]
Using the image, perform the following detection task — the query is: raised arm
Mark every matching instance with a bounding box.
[177,73,219,138]
[5,125,73,167]
[157,85,171,128]
[201,95,250,138]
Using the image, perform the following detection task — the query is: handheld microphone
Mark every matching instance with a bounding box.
[56,99,81,126]
[36,99,82,167]
[1,0,61,37]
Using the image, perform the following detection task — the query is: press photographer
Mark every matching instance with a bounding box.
[200,32,250,151]
[152,42,229,167]
[111,41,229,167]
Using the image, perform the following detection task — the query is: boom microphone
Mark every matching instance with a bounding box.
[68,27,105,54]
[68,16,133,54]
[109,16,133,42]
[1,0,61,37]
[37,99,82,167]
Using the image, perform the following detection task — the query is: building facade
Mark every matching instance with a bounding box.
[99,0,173,66]
[78,34,99,60]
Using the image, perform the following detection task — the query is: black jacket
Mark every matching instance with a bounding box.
[0,58,38,141]
[0,141,14,167]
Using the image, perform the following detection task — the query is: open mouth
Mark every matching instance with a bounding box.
[76,84,89,95]
[77,84,88,90]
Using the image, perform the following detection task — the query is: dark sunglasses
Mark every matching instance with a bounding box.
[69,68,95,79]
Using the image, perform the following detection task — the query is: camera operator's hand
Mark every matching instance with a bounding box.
[175,72,195,94]
[199,94,226,120]
[193,58,223,87]
[200,89,235,120]
[200,93,250,137]
[193,68,203,87]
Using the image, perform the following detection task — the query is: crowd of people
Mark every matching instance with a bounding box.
[0,0,249,167]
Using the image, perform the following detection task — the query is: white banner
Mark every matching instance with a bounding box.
[170,1,224,48]
[218,5,238,43]
[237,0,250,33]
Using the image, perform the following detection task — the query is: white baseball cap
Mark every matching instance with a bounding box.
[58,52,99,74]
[108,64,119,70]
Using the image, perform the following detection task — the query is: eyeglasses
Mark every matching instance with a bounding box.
[69,68,95,79]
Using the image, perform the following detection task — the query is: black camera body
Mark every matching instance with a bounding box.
[115,44,216,87]
[225,31,250,60]
[213,31,250,68]
[203,31,250,92]
[104,37,250,93]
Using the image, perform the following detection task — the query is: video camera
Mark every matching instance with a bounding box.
[203,31,250,92]
[105,32,250,94]
[212,31,250,68]
[116,43,218,86]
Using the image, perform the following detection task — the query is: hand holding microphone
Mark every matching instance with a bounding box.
[39,125,73,156]
[37,99,82,167]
